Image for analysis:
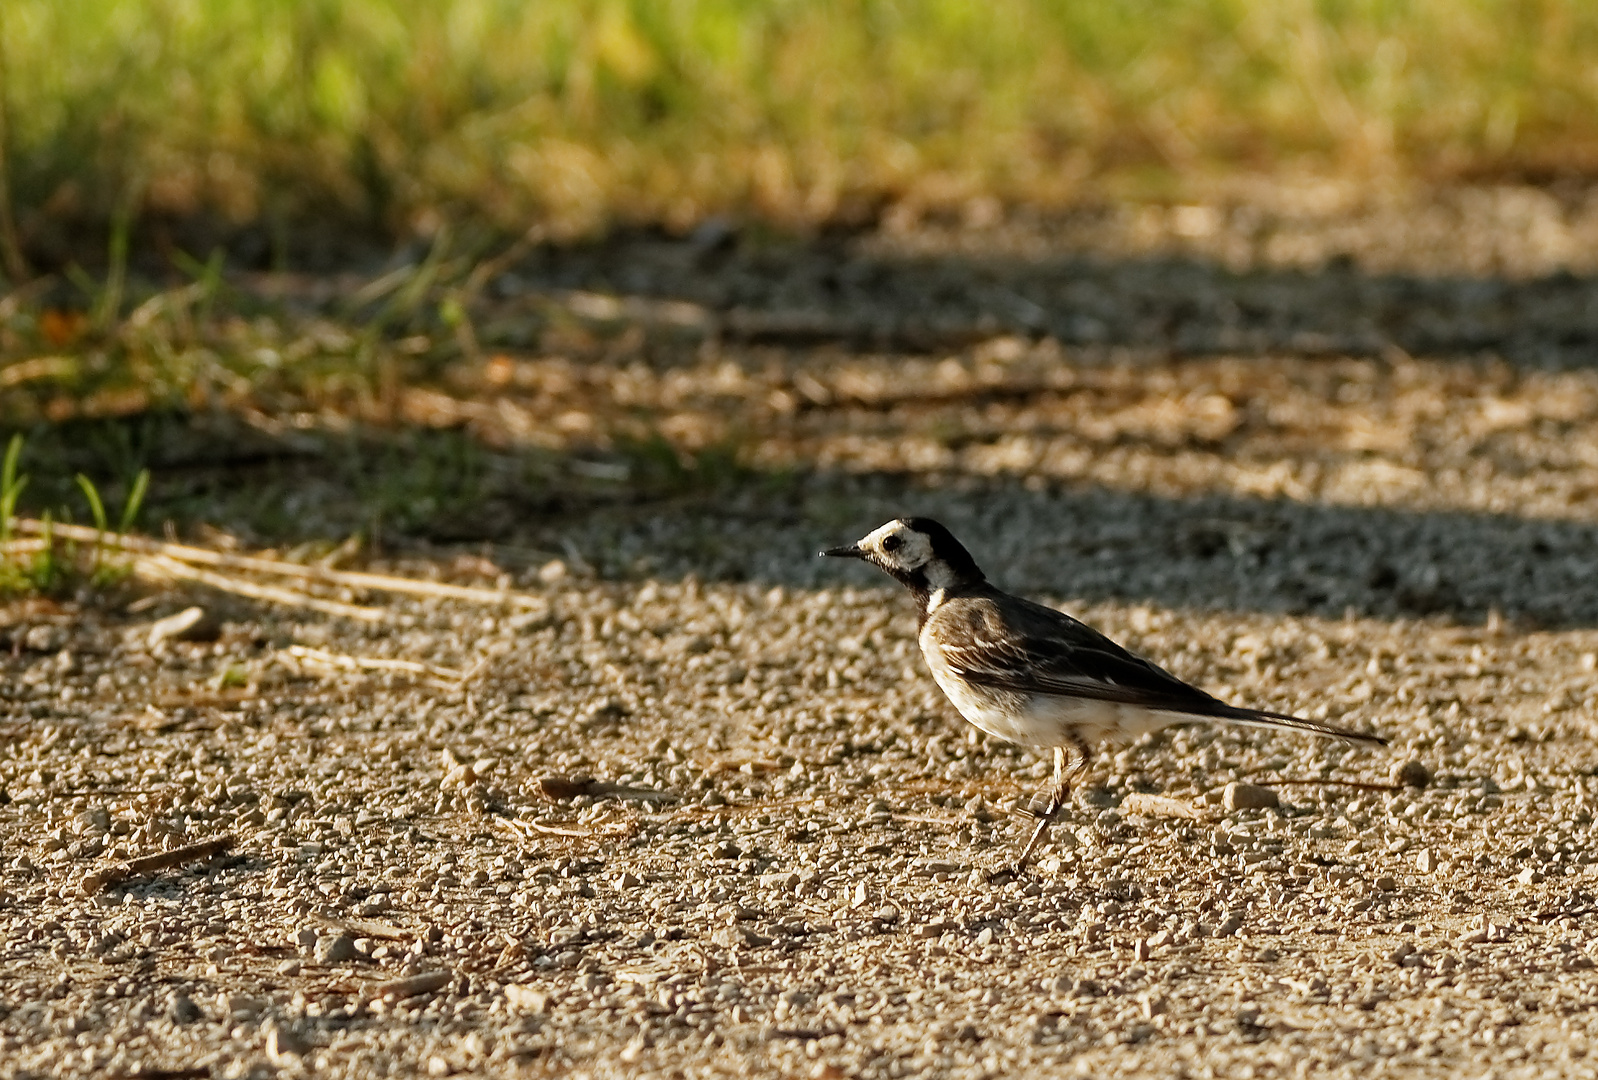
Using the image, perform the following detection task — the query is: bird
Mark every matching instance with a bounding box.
[820,516,1386,872]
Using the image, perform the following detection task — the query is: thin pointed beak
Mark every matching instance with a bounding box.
[820,544,864,559]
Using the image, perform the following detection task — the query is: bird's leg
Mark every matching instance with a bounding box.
[1022,740,1070,814]
[1012,746,1067,870]
[1011,743,1085,873]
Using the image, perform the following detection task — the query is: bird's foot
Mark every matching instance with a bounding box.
[979,785,1071,884]
[1009,807,1059,876]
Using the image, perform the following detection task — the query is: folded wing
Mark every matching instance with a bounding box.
[936,595,1384,745]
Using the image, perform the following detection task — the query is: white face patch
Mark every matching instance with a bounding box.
[858,520,934,572]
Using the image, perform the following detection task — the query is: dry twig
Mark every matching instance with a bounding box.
[373,969,453,1001]
[135,553,384,621]
[81,833,235,894]
[533,775,678,803]
[281,644,468,688]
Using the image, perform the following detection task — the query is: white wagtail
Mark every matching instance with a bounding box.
[821,517,1386,870]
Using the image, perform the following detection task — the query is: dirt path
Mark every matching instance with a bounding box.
[4,195,1598,1078]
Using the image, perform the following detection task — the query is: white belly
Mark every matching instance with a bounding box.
[921,630,1180,749]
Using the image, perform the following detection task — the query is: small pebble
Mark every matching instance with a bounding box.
[21,625,60,652]
[1390,759,1431,790]
[168,993,202,1025]
[504,984,550,1012]
[266,1026,310,1064]
[1223,782,1279,811]
[716,925,773,948]
[315,933,360,964]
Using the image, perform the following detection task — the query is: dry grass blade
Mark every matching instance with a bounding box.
[493,817,536,845]
[136,552,384,622]
[281,644,466,687]
[312,913,414,940]
[13,518,541,607]
[497,815,629,841]
[523,820,604,838]
[890,813,966,828]
[0,357,75,389]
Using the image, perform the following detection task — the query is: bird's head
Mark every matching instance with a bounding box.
[820,517,984,598]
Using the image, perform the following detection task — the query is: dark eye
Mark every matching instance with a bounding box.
[880,534,902,553]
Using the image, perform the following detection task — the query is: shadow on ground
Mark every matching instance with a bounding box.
[11,203,1598,625]
[587,474,1598,631]
[9,410,1598,630]
[35,196,1598,368]
[484,210,1598,368]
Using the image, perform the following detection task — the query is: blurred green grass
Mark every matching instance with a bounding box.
[5,0,1598,262]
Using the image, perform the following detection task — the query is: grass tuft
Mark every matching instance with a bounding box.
[0,433,149,594]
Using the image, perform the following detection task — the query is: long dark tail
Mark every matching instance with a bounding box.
[1206,704,1386,746]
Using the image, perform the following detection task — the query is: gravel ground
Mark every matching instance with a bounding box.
[6,190,1598,1079]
